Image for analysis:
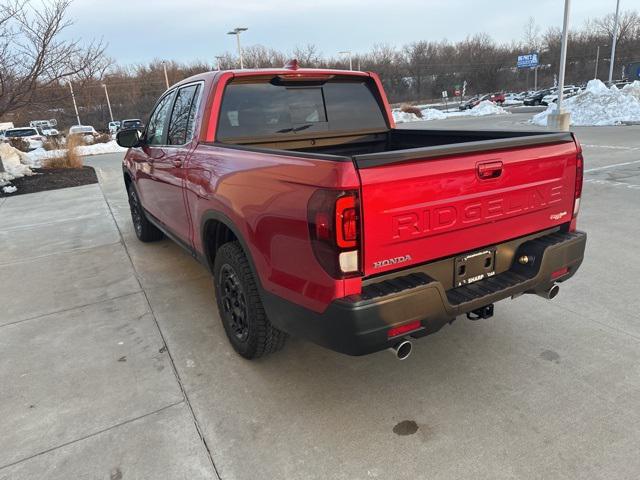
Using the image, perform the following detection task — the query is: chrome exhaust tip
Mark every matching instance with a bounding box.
[537,284,560,300]
[389,339,412,360]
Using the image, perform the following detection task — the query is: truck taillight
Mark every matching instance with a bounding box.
[308,189,361,278]
[571,152,584,231]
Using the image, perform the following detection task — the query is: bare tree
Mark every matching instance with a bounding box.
[0,0,107,118]
[522,17,542,52]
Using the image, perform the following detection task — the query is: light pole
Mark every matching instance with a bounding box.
[594,45,608,79]
[608,0,621,84]
[339,50,353,70]
[68,80,81,126]
[162,61,170,89]
[227,27,248,69]
[549,0,571,130]
[102,84,114,123]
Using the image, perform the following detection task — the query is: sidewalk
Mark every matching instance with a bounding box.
[0,173,216,478]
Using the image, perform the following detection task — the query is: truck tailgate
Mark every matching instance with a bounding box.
[355,140,579,277]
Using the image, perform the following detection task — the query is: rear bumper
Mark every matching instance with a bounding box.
[263,230,587,356]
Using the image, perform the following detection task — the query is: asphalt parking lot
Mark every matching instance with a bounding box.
[1,113,640,479]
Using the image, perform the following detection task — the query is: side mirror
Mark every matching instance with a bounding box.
[116,128,142,148]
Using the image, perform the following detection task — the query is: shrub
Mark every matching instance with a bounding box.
[43,137,64,151]
[44,135,83,169]
[400,104,423,118]
[93,132,111,144]
[8,137,30,152]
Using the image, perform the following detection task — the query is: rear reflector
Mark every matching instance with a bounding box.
[338,251,359,273]
[387,320,422,338]
[551,267,569,279]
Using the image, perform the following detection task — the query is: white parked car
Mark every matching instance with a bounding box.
[2,127,45,150]
[108,121,121,134]
[68,125,99,143]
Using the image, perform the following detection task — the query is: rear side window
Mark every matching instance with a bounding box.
[167,84,201,145]
[217,78,387,141]
[146,92,175,145]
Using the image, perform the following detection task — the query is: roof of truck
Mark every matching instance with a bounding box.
[172,66,371,90]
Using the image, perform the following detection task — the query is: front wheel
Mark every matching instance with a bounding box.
[127,184,163,242]
[213,241,287,359]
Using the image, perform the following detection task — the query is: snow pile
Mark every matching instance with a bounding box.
[422,108,448,121]
[392,101,508,123]
[392,107,446,123]
[622,81,640,101]
[25,140,126,164]
[0,143,34,187]
[532,79,640,126]
[3,185,17,194]
[467,100,510,116]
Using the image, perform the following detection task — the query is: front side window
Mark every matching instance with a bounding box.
[146,93,175,145]
[167,84,201,145]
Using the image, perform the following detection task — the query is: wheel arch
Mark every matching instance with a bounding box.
[200,210,263,289]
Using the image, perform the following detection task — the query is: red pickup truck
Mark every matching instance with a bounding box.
[117,62,586,360]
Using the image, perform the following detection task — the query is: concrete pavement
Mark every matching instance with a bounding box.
[1,115,640,479]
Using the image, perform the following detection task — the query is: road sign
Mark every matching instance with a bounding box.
[442,90,448,98]
[517,53,539,69]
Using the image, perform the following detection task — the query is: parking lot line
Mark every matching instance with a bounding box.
[585,159,640,173]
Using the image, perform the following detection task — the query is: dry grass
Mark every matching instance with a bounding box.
[44,135,83,169]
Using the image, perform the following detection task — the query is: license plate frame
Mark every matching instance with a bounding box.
[454,247,496,287]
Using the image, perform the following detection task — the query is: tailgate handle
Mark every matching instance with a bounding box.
[477,161,503,180]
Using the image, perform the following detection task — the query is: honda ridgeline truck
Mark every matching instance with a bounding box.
[117,61,586,360]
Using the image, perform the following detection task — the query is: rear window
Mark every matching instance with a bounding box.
[123,120,142,128]
[217,78,387,141]
[6,128,37,137]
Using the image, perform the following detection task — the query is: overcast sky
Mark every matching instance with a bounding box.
[64,0,621,65]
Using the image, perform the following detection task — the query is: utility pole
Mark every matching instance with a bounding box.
[227,27,248,69]
[339,50,353,70]
[549,0,571,130]
[608,0,621,84]
[595,45,601,79]
[68,80,81,126]
[162,61,170,89]
[102,84,114,123]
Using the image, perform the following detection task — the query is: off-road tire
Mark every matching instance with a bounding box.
[127,184,163,242]
[213,241,287,359]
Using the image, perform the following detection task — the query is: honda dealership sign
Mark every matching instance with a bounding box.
[517,54,539,69]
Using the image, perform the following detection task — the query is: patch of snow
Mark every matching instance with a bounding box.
[24,140,126,165]
[0,143,34,185]
[392,110,422,123]
[2,185,17,194]
[532,79,640,127]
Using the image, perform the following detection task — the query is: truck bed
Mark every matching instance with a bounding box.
[223,128,574,165]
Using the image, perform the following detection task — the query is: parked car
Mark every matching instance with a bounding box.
[459,92,505,110]
[523,88,554,106]
[2,127,45,150]
[542,86,582,106]
[68,125,99,142]
[117,64,586,360]
[121,119,144,131]
[108,121,121,134]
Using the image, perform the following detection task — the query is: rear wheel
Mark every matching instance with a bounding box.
[127,184,163,242]
[213,241,287,359]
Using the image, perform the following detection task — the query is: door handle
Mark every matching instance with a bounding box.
[477,161,503,180]
[172,158,183,168]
